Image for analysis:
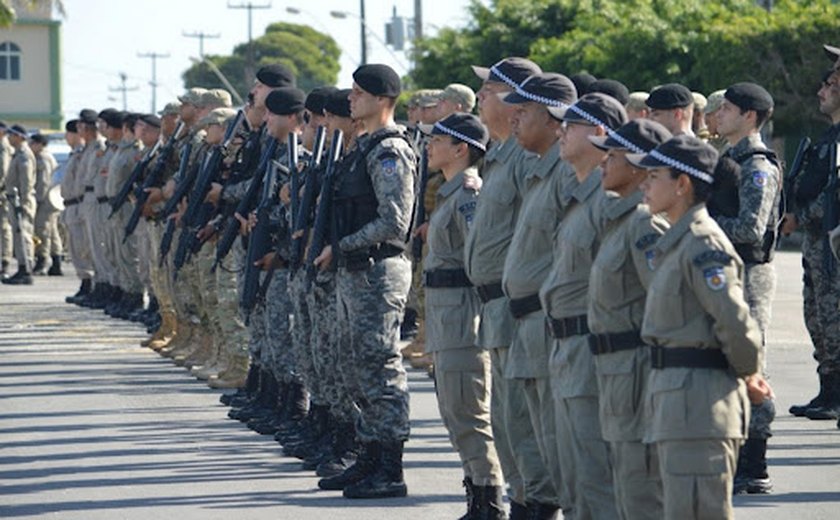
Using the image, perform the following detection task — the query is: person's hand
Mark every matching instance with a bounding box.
[413,222,429,242]
[745,374,774,405]
[197,223,216,242]
[255,251,276,271]
[314,244,332,271]
[234,212,253,236]
[144,186,163,205]
[206,182,223,205]
[279,182,291,205]
[781,213,798,236]
[162,179,176,200]
[464,175,482,191]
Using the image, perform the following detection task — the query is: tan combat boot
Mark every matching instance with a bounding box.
[147,312,177,351]
[191,342,223,380]
[207,352,248,389]
[160,321,194,359]
[178,330,215,368]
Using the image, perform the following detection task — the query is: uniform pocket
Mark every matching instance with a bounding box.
[596,351,640,417]
[647,369,689,432]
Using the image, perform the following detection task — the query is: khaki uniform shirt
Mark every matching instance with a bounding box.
[641,204,761,442]
[34,149,57,203]
[79,137,107,201]
[7,142,36,220]
[94,141,118,198]
[0,135,12,191]
[424,169,480,353]
[588,191,668,441]
[60,145,84,201]
[106,139,143,198]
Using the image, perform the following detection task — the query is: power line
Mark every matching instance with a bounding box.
[108,72,139,111]
[137,51,171,114]
[183,30,221,58]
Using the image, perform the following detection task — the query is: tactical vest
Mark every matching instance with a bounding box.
[333,128,415,252]
[794,124,840,207]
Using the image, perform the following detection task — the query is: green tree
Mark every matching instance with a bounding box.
[183,21,340,99]
[1,0,64,26]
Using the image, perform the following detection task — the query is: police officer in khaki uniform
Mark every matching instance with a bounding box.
[586,119,672,519]
[61,120,96,302]
[0,121,14,276]
[500,72,578,519]
[629,135,773,520]
[2,124,36,284]
[29,133,61,275]
[421,113,505,518]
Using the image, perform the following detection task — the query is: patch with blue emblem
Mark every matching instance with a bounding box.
[703,266,727,291]
[458,200,477,226]
[380,158,397,176]
[752,171,768,188]
[635,233,659,251]
[645,249,657,271]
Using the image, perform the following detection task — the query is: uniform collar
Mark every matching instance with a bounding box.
[604,189,643,220]
[438,170,468,199]
[485,135,518,163]
[570,167,601,203]
[726,133,765,158]
[656,203,707,254]
[525,143,561,181]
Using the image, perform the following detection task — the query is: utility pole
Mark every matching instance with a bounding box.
[414,0,423,41]
[108,72,139,111]
[183,30,221,58]
[227,1,271,86]
[137,51,170,114]
[359,0,368,65]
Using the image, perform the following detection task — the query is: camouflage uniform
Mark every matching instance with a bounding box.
[5,141,36,268]
[33,148,60,259]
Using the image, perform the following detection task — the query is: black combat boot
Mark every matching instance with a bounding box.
[400,307,419,340]
[0,259,8,279]
[32,255,47,275]
[88,283,112,309]
[805,373,840,420]
[78,282,102,307]
[66,278,92,304]
[318,441,380,491]
[221,362,259,407]
[474,484,508,519]
[229,369,274,421]
[790,373,829,416]
[105,286,125,316]
[2,266,33,285]
[734,438,773,494]
[343,440,408,499]
[47,255,63,276]
[457,477,476,520]
[509,501,528,520]
[315,418,358,477]
[524,502,559,520]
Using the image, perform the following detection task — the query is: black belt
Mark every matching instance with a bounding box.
[509,293,541,319]
[84,186,94,193]
[547,314,589,339]
[588,330,643,355]
[64,196,82,206]
[476,282,504,303]
[97,196,109,203]
[423,268,472,288]
[650,346,729,370]
[339,243,404,271]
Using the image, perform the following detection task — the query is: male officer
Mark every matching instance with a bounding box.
[62,120,95,302]
[29,133,60,275]
[2,124,36,284]
[0,121,13,277]
[645,83,695,136]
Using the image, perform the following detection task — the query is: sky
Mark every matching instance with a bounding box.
[57,0,479,120]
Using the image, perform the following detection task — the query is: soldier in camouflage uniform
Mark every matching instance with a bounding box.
[712,82,781,494]
[313,64,416,499]
[29,133,60,275]
[2,125,36,284]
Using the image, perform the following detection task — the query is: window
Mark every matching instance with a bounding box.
[0,42,21,81]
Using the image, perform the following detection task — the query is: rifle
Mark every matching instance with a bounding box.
[240,158,286,323]
[108,140,160,219]
[211,137,277,272]
[782,136,812,216]
[823,141,840,274]
[123,121,185,242]
[288,132,300,253]
[305,129,343,286]
[172,110,245,276]
[289,126,327,271]
[157,143,196,266]
[5,188,31,272]
[412,131,429,261]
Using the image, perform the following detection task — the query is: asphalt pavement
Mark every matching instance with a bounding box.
[1,250,839,519]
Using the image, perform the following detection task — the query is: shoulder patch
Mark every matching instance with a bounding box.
[703,266,727,291]
[645,249,657,271]
[692,249,733,267]
[377,150,399,161]
[635,233,659,250]
[458,200,477,224]
[379,156,398,176]
[751,171,768,188]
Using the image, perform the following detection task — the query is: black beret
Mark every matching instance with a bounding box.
[570,73,598,96]
[65,119,79,133]
[256,63,296,88]
[503,72,578,119]
[324,88,352,118]
[589,78,630,106]
[352,64,401,98]
[589,119,672,154]
[265,87,306,116]
[98,108,124,128]
[305,86,338,115]
[30,133,48,145]
[8,124,27,138]
[724,82,774,112]
[420,112,489,152]
[646,83,694,109]
[627,135,719,184]
[79,109,98,125]
[562,92,628,131]
[122,112,141,128]
[139,114,161,129]
[471,57,542,89]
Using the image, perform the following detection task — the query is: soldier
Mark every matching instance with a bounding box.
[74,108,106,308]
[61,120,95,302]
[589,78,630,105]
[630,135,772,520]
[29,133,61,275]
[313,64,416,499]
[500,72,578,519]
[464,56,544,519]
[541,93,627,519]
[586,119,672,519]
[692,92,710,140]
[645,83,695,136]
[2,124,36,285]
[0,121,13,277]
[436,83,477,116]
[626,92,650,120]
[158,102,181,139]
[703,90,729,153]
[712,82,781,494]
[785,65,840,422]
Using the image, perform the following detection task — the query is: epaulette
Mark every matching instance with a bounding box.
[635,233,659,250]
[692,249,733,267]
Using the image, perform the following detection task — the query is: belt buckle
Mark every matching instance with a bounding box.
[651,346,664,369]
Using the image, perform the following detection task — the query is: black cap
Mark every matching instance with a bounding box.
[724,82,774,112]
[589,119,672,154]
[139,114,161,129]
[471,57,542,89]
[562,93,628,131]
[626,135,719,184]
[419,112,489,152]
[98,108,124,128]
[824,44,840,62]
[0,120,7,130]
[122,112,140,128]
[8,124,27,138]
[503,72,578,118]
[646,83,694,109]
[265,87,306,116]
[324,88,352,118]
[30,133,48,145]
[65,119,79,133]
[79,109,98,125]
[589,78,630,106]
[256,63,296,88]
[305,86,338,115]
[352,64,401,98]
[570,73,597,96]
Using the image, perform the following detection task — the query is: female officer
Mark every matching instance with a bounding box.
[585,119,671,519]
[628,135,773,519]
[422,112,505,519]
